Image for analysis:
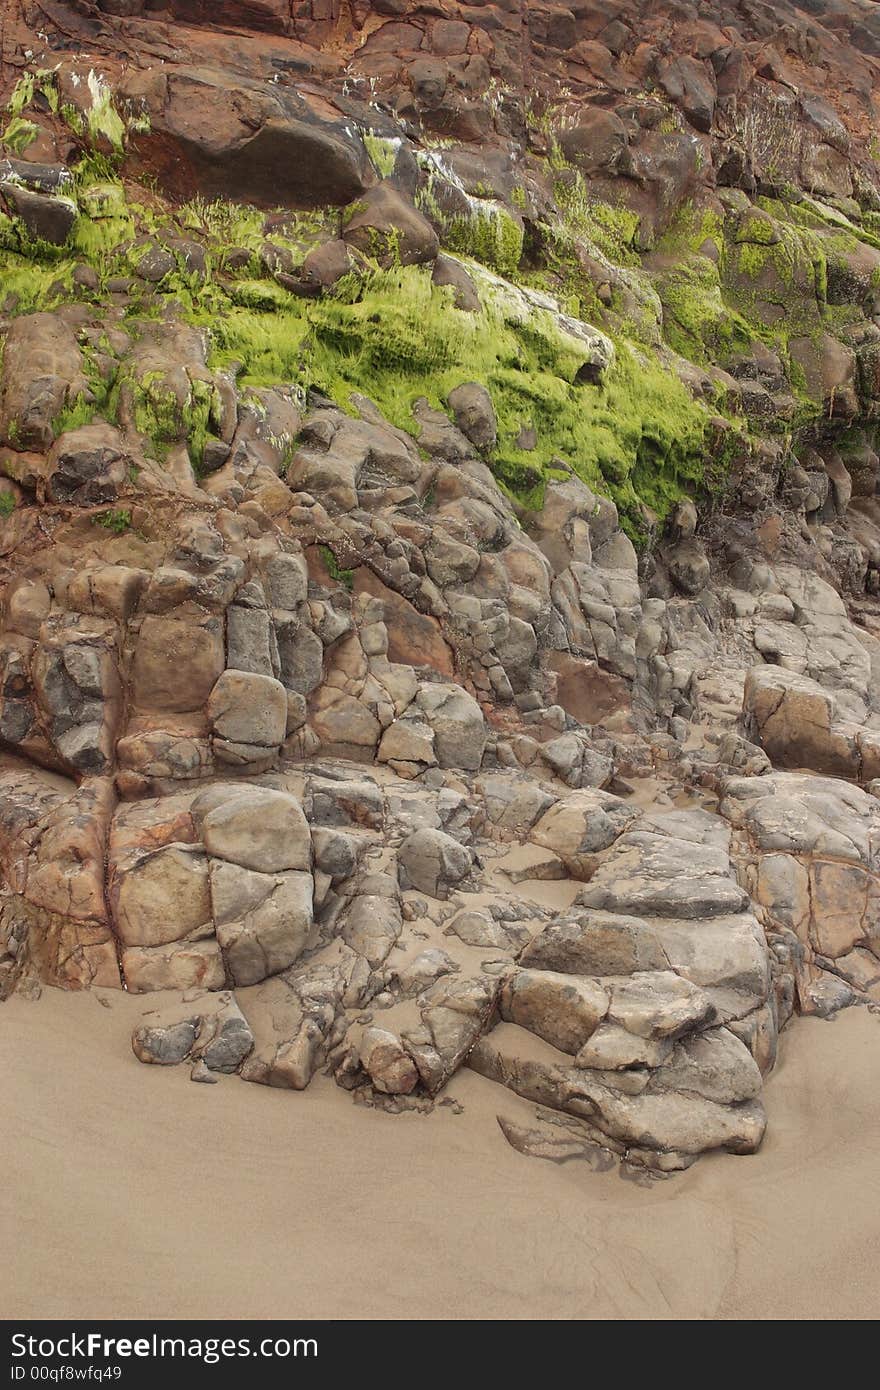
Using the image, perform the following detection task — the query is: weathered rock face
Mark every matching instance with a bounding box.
[721,771,880,1012]
[3,0,880,1178]
[0,315,89,451]
[127,66,376,208]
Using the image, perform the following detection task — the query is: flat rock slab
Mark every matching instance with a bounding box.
[577,831,750,919]
[469,1024,766,1159]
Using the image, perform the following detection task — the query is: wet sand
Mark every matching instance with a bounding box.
[2,988,879,1320]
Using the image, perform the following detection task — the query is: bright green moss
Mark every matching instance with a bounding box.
[128,372,179,451]
[505,337,710,524]
[84,75,127,152]
[230,279,298,312]
[733,209,778,245]
[414,183,443,225]
[1,116,39,155]
[71,213,131,265]
[646,206,755,365]
[441,204,524,278]
[53,394,99,436]
[584,200,641,263]
[787,353,809,398]
[105,364,218,470]
[654,259,754,365]
[9,67,148,160]
[53,341,116,438]
[93,508,132,534]
[733,239,774,279]
[208,303,311,386]
[551,171,641,267]
[0,252,73,311]
[318,545,355,589]
[76,177,129,218]
[724,215,825,315]
[768,193,880,250]
[180,196,265,247]
[363,133,400,179]
[491,456,546,510]
[6,74,36,118]
[654,203,724,259]
[70,176,136,271]
[307,269,469,376]
[200,260,710,526]
[0,146,718,531]
[0,212,18,252]
[180,196,332,277]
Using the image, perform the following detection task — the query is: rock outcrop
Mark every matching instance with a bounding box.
[2,0,880,1175]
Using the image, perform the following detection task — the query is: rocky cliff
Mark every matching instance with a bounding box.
[1,0,880,1174]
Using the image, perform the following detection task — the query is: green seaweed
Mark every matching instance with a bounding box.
[0,130,787,534]
[440,204,524,278]
[1,116,39,155]
[115,367,218,469]
[319,545,355,589]
[363,133,400,180]
[93,508,131,534]
[53,394,99,437]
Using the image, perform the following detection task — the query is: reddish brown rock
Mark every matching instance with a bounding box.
[353,570,454,677]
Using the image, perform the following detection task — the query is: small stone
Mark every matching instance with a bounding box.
[190,1058,218,1084]
[132,1020,196,1066]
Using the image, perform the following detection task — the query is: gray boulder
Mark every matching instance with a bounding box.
[398,827,474,899]
[447,382,497,452]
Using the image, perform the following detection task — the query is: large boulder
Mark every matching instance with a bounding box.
[359,1027,419,1095]
[531,790,638,879]
[131,993,255,1071]
[0,181,77,244]
[0,314,89,450]
[558,109,630,174]
[415,682,486,770]
[469,1028,767,1162]
[721,769,880,976]
[521,909,670,976]
[592,130,702,246]
[577,831,750,919]
[652,1028,763,1105]
[743,665,860,778]
[210,860,313,987]
[110,844,212,948]
[343,182,439,267]
[196,787,311,875]
[432,254,481,311]
[656,55,717,132]
[342,894,402,968]
[447,383,497,453]
[133,616,225,714]
[397,827,474,899]
[501,968,608,1054]
[604,971,717,1040]
[403,974,502,1095]
[131,1019,197,1065]
[127,67,375,207]
[207,670,288,764]
[123,939,226,995]
[47,424,132,506]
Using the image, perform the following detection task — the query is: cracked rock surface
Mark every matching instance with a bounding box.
[3,0,880,1176]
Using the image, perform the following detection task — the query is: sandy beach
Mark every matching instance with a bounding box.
[2,987,879,1321]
